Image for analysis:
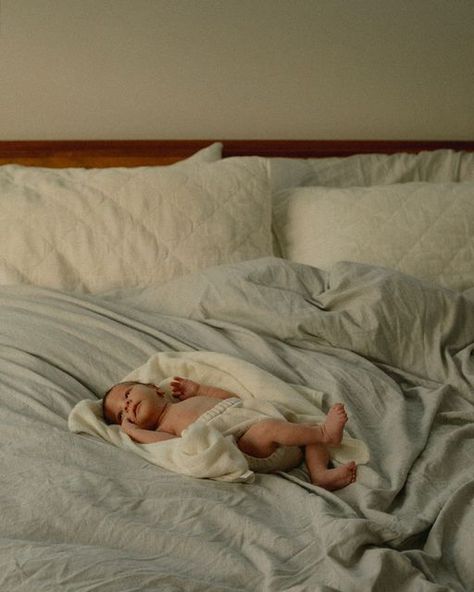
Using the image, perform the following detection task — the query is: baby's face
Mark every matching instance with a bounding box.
[104,382,165,430]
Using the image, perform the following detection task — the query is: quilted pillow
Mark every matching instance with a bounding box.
[273,182,474,291]
[0,156,271,293]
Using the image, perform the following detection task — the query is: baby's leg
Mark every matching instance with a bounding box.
[237,405,347,458]
[237,421,280,458]
[305,444,357,491]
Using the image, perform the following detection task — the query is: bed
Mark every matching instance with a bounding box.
[1,139,473,591]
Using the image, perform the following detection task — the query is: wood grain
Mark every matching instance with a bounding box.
[0,139,473,168]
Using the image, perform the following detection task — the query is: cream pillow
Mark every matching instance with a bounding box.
[185,142,222,163]
[273,182,474,291]
[1,155,271,293]
[270,150,474,194]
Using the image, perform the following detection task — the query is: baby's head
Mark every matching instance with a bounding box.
[102,380,165,429]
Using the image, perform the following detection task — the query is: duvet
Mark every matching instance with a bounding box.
[1,257,473,592]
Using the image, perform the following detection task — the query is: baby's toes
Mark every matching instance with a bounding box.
[338,405,348,421]
[349,462,357,482]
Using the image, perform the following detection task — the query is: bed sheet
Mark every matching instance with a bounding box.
[1,257,473,591]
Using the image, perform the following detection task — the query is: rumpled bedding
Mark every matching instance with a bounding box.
[68,351,369,482]
[1,257,473,591]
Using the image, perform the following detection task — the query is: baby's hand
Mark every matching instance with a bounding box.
[121,417,139,439]
[171,376,200,400]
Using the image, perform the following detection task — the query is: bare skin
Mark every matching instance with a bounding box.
[103,377,357,490]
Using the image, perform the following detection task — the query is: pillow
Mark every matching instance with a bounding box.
[270,149,474,194]
[186,142,222,163]
[0,155,271,293]
[273,182,474,291]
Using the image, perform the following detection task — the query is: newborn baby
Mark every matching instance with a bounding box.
[102,377,357,490]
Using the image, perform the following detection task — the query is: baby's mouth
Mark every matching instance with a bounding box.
[133,401,141,421]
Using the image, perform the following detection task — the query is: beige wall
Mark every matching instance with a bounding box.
[0,0,472,140]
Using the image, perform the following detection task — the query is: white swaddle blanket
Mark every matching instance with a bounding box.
[68,351,369,482]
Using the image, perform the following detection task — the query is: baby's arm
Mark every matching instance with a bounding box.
[171,377,237,401]
[121,418,177,444]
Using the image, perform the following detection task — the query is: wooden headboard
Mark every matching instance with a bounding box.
[0,140,473,168]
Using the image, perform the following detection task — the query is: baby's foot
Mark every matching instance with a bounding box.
[310,461,357,491]
[319,403,348,446]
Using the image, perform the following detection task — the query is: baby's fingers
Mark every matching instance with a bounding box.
[170,379,183,392]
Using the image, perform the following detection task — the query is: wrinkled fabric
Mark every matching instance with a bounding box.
[1,257,473,591]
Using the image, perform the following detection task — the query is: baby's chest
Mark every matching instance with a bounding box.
[163,398,217,435]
